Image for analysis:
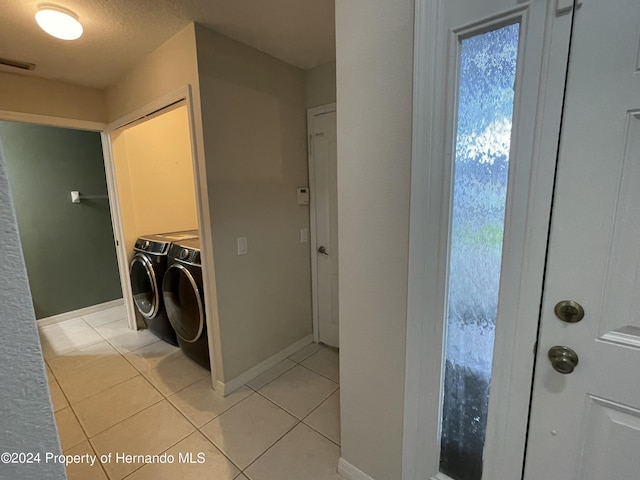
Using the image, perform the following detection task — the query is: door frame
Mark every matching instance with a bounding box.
[307,102,337,344]
[104,85,221,387]
[401,0,575,479]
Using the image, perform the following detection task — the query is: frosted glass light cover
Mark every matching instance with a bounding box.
[35,8,83,40]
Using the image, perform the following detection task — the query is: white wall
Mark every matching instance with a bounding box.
[0,71,106,123]
[305,61,336,108]
[0,149,65,479]
[111,104,199,257]
[195,25,312,382]
[336,1,414,479]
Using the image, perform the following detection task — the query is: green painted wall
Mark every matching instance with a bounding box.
[0,121,121,319]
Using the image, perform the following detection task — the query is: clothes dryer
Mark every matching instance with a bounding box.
[162,237,210,369]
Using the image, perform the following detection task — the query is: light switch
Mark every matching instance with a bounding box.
[237,237,248,255]
[300,228,308,243]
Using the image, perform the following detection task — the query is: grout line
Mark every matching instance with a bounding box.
[246,360,297,392]
[251,388,302,418]
[300,421,342,449]
[119,423,198,479]
[288,344,325,364]
[299,391,342,448]
[89,399,195,479]
[297,361,340,384]
[239,418,302,473]
[195,391,294,473]
[60,366,139,406]
[197,390,257,429]
[72,392,166,440]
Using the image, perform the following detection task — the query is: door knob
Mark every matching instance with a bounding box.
[317,245,328,255]
[548,346,579,374]
[554,300,584,323]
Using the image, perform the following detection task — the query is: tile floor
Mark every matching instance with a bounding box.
[39,305,342,480]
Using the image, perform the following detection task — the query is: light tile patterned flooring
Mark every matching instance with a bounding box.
[39,305,341,480]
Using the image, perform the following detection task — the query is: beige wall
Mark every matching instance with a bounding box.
[105,24,200,123]
[195,24,312,382]
[0,71,106,123]
[305,61,336,108]
[111,104,199,257]
[336,1,414,479]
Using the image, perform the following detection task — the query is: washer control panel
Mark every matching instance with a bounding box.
[134,238,170,255]
[169,243,201,266]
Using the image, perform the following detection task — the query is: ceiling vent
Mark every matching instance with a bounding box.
[0,57,36,71]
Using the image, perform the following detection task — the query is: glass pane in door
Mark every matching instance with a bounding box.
[440,23,520,480]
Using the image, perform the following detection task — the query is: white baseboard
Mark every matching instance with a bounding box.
[216,334,314,396]
[338,458,376,480]
[37,298,125,327]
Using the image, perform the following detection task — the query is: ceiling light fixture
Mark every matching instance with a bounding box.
[35,5,83,41]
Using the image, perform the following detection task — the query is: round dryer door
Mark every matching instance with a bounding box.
[162,264,204,343]
[130,254,159,319]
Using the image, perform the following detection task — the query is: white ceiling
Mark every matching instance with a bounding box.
[0,0,335,89]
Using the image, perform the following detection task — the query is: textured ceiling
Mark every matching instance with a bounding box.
[0,0,335,89]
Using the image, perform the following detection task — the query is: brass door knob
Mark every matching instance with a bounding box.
[554,300,584,323]
[548,346,579,374]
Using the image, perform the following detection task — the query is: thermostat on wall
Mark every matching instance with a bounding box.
[297,187,310,205]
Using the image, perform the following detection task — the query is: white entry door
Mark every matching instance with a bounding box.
[308,105,339,347]
[524,0,640,477]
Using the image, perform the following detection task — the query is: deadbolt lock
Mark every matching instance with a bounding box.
[554,300,584,323]
[548,346,579,374]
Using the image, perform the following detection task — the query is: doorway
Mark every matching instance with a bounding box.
[109,102,199,265]
[0,120,122,321]
[307,103,339,347]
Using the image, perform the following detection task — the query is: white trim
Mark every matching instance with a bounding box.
[183,86,223,396]
[100,128,137,331]
[215,334,314,396]
[307,103,337,344]
[105,87,190,131]
[37,298,124,327]
[403,1,446,478]
[337,458,376,480]
[0,111,106,131]
[600,327,640,349]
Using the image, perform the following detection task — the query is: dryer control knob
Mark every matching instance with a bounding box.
[179,248,189,260]
[143,240,150,250]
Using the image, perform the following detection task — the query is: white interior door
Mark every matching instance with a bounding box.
[525,0,640,477]
[309,106,339,347]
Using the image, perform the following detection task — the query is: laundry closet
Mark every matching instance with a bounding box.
[110,102,209,369]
